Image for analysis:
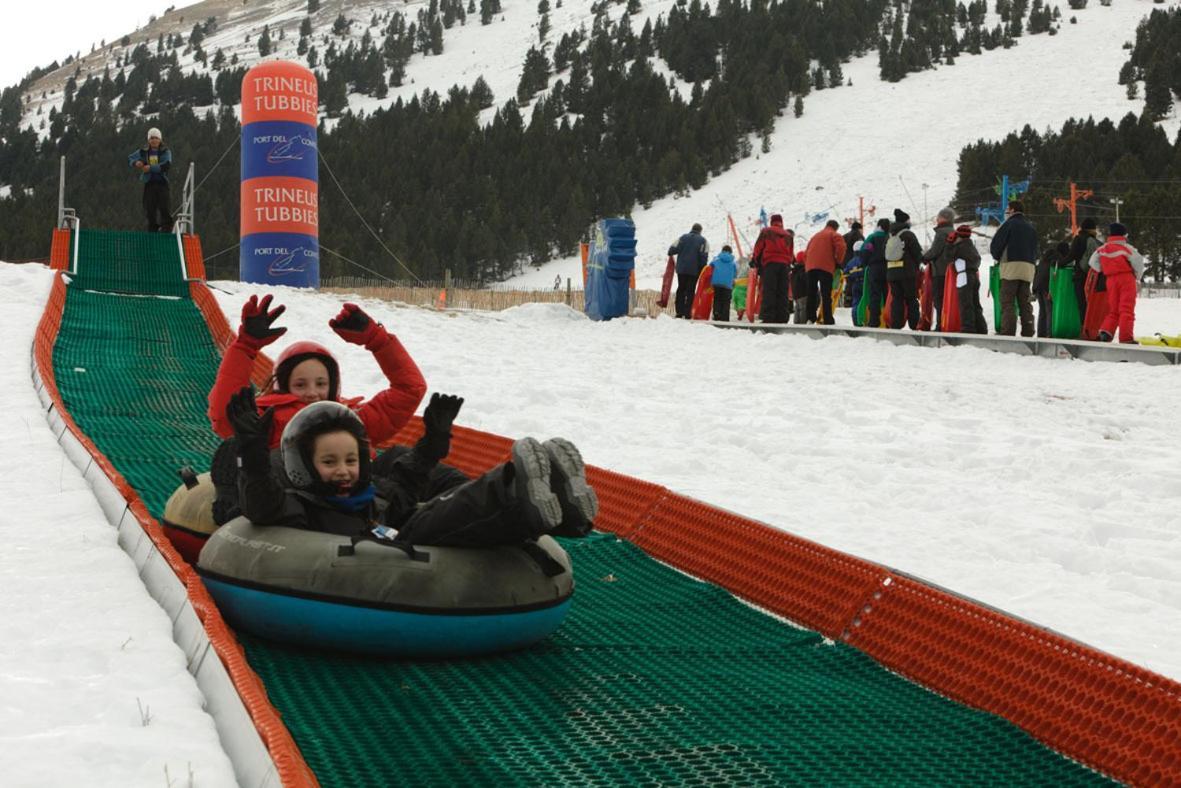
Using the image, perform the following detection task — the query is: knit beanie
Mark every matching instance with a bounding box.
[893,208,910,224]
[147,127,162,141]
[1109,222,1128,237]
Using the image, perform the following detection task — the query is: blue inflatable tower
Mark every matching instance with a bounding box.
[584,218,636,321]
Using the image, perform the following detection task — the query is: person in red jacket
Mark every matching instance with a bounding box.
[804,220,847,324]
[750,213,794,323]
[206,294,428,523]
[208,294,427,446]
[1087,222,1146,343]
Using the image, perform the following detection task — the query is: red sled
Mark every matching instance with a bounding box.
[941,265,962,332]
[657,255,675,308]
[917,265,934,331]
[691,266,714,320]
[747,266,762,322]
[1081,269,1108,341]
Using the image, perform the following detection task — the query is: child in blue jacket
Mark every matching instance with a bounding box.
[128,127,173,232]
[708,245,739,321]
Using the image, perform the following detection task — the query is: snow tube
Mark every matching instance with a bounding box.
[197,518,574,657]
[162,473,218,564]
[940,265,961,333]
[657,255,675,309]
[1050,267,1081,339]
[747,266,761,322]
[691,265,714,320]
[1081,269,1108,341]
[917,265,934,331]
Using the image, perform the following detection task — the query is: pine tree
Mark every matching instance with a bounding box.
[258,26,272,57]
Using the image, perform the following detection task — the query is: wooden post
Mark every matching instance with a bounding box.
[566,277,572,306]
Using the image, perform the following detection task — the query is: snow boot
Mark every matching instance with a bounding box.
[543,438,598,537]
[1098,330,1113,342]
[511,438,562,533]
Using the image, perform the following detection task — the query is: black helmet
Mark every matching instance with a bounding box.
[280,401,370,495]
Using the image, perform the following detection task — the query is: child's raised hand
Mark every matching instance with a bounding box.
[329,302,389,349]
[239,294,287,349]
[226,386,274,441]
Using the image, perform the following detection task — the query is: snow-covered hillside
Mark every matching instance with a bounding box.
[14,0,1176,291]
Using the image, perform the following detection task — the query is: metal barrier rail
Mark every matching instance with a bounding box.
[710,321,1181,365]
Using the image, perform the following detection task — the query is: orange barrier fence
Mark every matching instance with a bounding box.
[49,228,70,271]
[35,270,315,788]
[183,234,206,280]
[394,421,1181,786]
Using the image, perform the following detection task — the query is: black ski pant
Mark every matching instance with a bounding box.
[395,463,547,547]
[957,272,987,334]
[712,286,732,321]
[1036,292,1052,337]
[143,180,172,232]
[675,273,697,318]
[930,269,945,331]
[889,279,919,330]
[807,269,834,324]
[759,263,790,323]
[867,269,887,328]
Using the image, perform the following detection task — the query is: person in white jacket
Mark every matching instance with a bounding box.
[1088,222,1146,343]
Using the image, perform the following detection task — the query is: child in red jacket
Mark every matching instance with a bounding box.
[207,294,428,523]
[1087,223,1145,343]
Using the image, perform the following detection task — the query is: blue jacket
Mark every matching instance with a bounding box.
[709,251,738,288]
[669,230,708,276]
[128,145,172,184]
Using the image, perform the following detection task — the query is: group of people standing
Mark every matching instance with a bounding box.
[672,199,1146,343]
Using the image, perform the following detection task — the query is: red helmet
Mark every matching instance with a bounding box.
[274,341,340,401]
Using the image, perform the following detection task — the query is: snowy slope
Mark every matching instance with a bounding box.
[17,0,1174,291]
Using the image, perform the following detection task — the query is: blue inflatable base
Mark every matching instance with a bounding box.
[203,577,573,657]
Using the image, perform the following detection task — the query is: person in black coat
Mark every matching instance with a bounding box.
[1064,217,1101,319]
[885,209,923,329]
[227,388,597,548]
[668,223,708,318]
[989,201,1039,336]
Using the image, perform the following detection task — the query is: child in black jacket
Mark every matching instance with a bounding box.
[226,388,597,547]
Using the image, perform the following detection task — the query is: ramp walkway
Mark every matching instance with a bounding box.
[710,320,1181,365]
[34,228,1179,787]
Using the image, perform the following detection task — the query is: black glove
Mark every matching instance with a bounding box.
[226,387,274,472]
[416,392,464,463]
[239,294,287,350]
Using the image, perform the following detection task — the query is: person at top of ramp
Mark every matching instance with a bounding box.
[127,127,173,232]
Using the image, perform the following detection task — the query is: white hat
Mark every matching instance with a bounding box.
[147,127,162,141]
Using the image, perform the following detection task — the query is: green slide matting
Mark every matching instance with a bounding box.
[51,229,1112,786]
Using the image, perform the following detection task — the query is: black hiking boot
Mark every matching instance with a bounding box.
[542,438,598,537]
[511,438,562,534]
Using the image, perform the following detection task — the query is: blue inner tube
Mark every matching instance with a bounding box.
[197,518,574,657]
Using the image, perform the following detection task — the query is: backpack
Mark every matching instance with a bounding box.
[885,233,905,262]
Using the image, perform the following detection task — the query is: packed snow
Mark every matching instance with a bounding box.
[3,256,1180,784]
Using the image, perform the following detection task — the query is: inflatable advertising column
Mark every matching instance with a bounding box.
[240,61,320,287]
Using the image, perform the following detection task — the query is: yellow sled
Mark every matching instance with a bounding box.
[1137,333,1181,348]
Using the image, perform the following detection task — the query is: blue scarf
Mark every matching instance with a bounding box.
[323,483,376,512]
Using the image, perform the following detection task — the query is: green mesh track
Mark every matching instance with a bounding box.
[69,228,190,297]
[49,231,1113,787]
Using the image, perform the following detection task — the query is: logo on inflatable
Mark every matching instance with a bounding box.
[265,246,310,276]
[265,134,314,164]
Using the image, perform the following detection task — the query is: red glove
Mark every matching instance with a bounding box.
[329,303,389,349]
[238,294,287,351]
